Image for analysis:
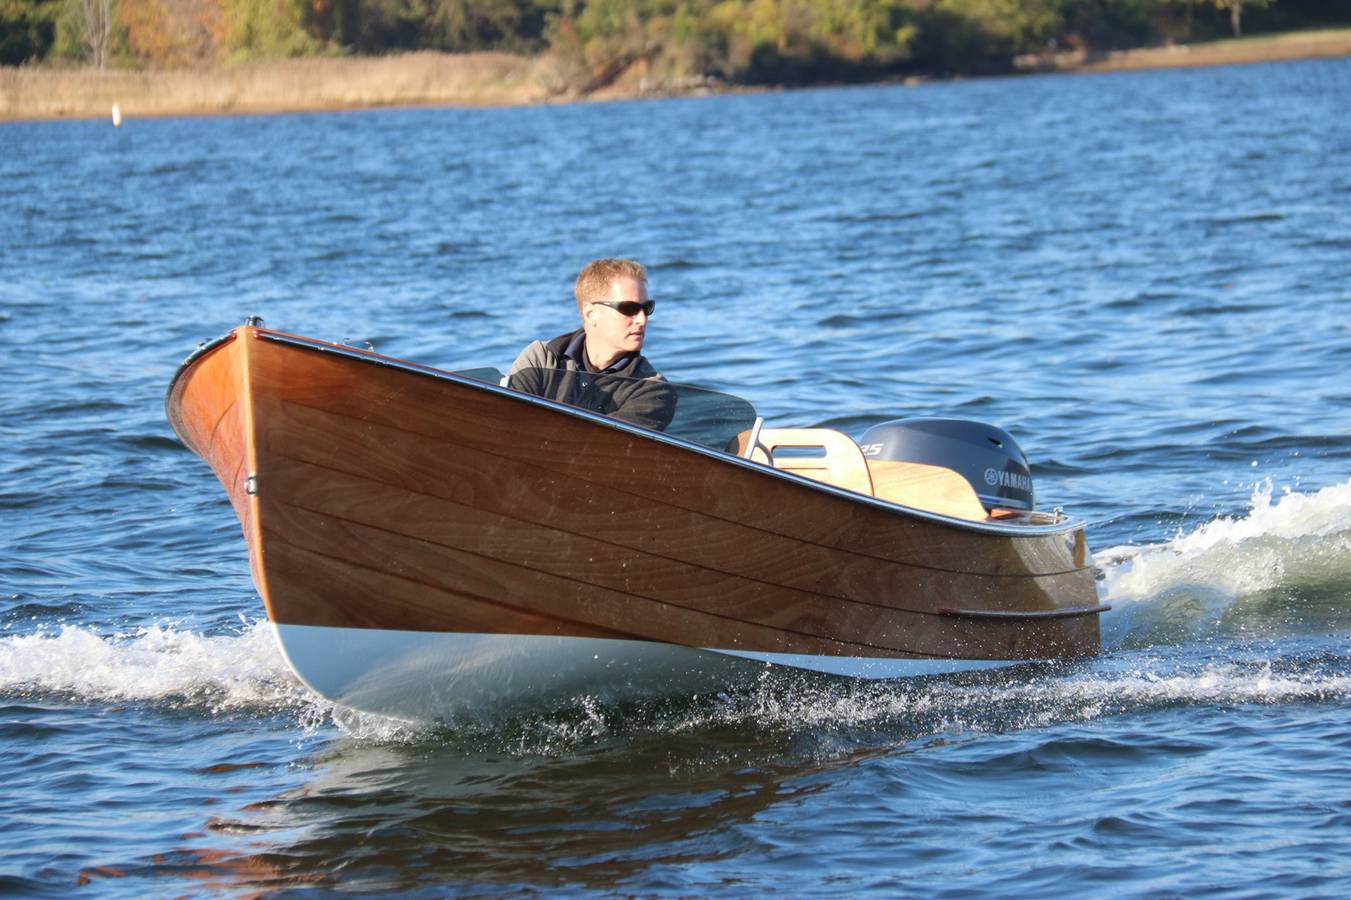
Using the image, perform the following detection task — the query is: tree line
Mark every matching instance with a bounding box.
[3,1,1345,87]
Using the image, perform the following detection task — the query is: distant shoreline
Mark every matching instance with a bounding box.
[1009,27,1351,75]
[2,29,1348,124]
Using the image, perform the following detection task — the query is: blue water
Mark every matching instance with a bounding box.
[3,57,1350,895]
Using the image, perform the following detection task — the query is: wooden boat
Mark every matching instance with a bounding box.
[167,321,1104,722]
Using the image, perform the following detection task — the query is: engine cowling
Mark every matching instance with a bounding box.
[858,418,1035,512]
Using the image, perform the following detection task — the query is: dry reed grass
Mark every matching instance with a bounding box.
[0,51,560,121]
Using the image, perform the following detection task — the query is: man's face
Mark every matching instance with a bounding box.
[585,276,649,361]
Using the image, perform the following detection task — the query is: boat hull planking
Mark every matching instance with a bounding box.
[168,325,1103,720]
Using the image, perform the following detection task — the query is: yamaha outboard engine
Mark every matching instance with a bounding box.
[858,418,1035,512]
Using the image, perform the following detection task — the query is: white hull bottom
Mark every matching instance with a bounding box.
[272,624,1020,724]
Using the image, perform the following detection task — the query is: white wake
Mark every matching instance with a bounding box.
[0,620,417,739]
[1095,477,1351,648]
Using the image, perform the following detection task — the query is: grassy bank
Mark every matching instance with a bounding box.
[1013,27,1351,74]
[0,52,558,121]
[3,29,1348,123]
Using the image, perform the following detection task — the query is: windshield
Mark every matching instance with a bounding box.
[504,366,757,452]
[450,366,504,384]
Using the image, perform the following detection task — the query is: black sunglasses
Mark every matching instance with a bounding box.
[593,299,656,317]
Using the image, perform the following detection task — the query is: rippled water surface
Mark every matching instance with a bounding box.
[2,58,1350,896]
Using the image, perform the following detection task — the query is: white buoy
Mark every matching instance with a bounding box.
[111,103,122,127]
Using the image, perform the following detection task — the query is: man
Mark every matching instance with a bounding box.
[507,258,676,431]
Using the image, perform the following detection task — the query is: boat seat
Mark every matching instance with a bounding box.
[864,460,989,522]
[733,427,875,497]
[732,425,990,521]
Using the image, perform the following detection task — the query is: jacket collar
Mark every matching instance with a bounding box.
[548,329,639,375]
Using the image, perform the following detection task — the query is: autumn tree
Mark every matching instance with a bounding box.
[118,0,226,64]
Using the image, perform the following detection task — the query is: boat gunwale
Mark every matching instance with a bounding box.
[169,324,1089,540]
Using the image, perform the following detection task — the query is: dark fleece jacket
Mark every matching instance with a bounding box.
[506,329,676,431]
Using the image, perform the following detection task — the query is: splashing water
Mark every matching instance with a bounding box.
[0,621,291,706]
[1096,479,1351,649]
[0,620,420,740]
[403,648,1351,764]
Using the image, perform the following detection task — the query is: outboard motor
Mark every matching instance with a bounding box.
[858,418,1035,512]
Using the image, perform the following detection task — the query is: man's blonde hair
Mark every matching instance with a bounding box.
[574,258,647,311]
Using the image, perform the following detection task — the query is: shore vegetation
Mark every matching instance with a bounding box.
[1,1,1347,119]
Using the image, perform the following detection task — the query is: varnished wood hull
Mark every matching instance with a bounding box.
[167,325,1102,720]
